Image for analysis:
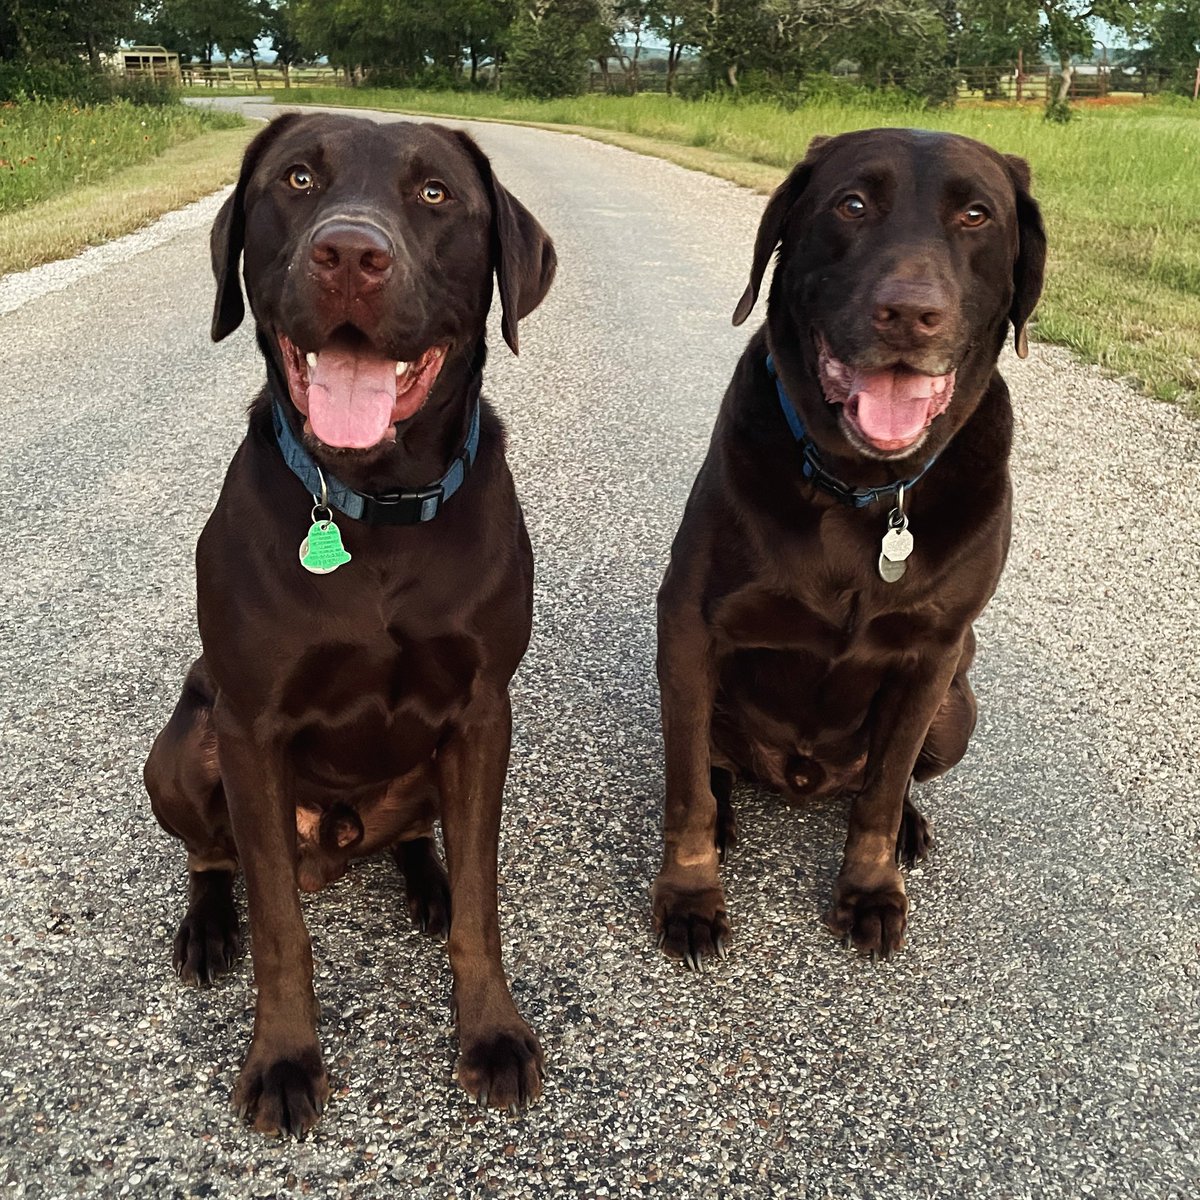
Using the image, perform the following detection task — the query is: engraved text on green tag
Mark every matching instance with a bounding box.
[299,520,351,574]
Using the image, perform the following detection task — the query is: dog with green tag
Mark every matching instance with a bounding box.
[144,112,555,1134]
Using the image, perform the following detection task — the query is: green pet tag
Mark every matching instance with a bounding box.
[300,511,351,575]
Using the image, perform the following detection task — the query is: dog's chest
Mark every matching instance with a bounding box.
[277,628,479,789]
[715,584,940,662]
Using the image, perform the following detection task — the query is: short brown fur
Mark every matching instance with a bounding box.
[145,114,555,1133]
[652,128,1046,966]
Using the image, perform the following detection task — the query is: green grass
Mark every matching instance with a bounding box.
[0,99,244,215]
[0,124,252,275]
[279,88,1200,411]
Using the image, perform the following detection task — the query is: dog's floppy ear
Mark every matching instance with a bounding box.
[210,113,303,343]
[454,130,556,355]
[732,135,830,327]
[1004,154,1047,359]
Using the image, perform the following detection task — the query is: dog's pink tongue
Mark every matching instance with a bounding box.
[851,369,946,448]
[307,348,396,450]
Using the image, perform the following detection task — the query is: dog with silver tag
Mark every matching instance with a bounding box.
[652,128,1046,967]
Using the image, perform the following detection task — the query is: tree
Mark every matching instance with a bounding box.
[1029,1,1141,103]
[138,0,264,66]
[953,0,1042,97]
[599,0,651,92]
[505,0,602,97]
[261,0,308,85]
[1140,0,1200,95]
[0,0,137,66]
[681,0,953,96]
[647,0,703,93]
[456,0,515,85]
[817,0,954,99]
[293,0,477,82]
[293,0,403,80]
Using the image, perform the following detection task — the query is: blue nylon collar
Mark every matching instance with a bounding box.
[765,354,939,508]
[270,397,481,526]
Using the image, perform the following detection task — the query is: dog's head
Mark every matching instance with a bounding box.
[210,113,556,455]
[734,128,1045,462]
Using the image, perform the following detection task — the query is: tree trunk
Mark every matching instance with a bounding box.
[1057,57,1072,104]
[667,45,680,96]
[353,64,364,87]
[248,49,261,90]
[282,61,291,89]
[470,45,478,86]
[86,32,101,71]
[9,0,35,59]
[727,62,738,91]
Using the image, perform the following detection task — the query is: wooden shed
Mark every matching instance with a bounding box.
[116,46,181,83]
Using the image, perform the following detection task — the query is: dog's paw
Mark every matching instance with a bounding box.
[825,876,908,960]
[895,800,934,868]
[233,1043,329,1137]
[173,880,241,986]
[653,884,731,972]
[456,1025,544,1113]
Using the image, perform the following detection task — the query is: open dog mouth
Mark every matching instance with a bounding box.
[277,329,447,451]
[816,336,955,455]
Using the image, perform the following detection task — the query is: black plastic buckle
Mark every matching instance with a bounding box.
[362,485,444,526]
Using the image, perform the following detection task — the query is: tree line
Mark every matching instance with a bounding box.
[2,1,1198,102]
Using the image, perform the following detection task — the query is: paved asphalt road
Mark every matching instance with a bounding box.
[1,99,1198,1199]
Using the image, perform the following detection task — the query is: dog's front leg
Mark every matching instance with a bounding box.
[827,647,963,959]
[651,579,729,970]
[217,712,328,1135]
[438,685,543,1112]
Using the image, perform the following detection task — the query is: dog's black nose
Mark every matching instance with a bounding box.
[871,279,947,341]
[309,221,394,296]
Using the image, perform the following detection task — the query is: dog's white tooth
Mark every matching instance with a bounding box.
[395,361,409,375]
[305,352,317,368]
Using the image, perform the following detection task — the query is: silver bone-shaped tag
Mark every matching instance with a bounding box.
[877,489,913,584]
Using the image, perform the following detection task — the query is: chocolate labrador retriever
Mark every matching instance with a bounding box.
[144,112,555,1133]
[653,128,1045,967]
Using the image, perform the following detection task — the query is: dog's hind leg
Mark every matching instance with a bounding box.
[895,781,934,868]
[915,628,979,782]
[914,668,978,782]
[391,836,451,940]
[899,636,978,867]
[144,657,241,985]
[711,766,737,862]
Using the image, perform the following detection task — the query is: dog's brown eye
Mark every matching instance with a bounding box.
[419,181,448,206]
[961,205,990,227]
[836,194,867,220]
[287,166,315,192]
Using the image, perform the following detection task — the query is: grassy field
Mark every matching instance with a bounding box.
[0,124,252,275]
[281,89,1200,411]
[0,99,248,274]
[0,100,243,213]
